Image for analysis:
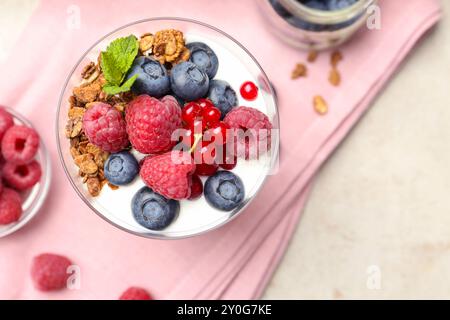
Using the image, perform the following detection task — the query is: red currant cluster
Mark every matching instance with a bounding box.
[180,99,237,179]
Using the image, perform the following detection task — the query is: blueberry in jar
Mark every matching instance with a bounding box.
[132,186,179,230]
[125,56,170,98]
[207,80,238,119]
[186,42,219,79]
[299,0,359,11]
[104,151,139,186]
[170,61,210,102]
[204,171,245,211]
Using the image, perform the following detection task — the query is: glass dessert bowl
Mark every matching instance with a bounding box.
[56,18,279,240]
[0,107,51,238]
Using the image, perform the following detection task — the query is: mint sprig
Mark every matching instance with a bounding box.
[100,35,139,95]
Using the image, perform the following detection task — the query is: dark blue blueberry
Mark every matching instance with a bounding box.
[170,61,209,101]
[269,0,292,18]
[125,56,170,98]
[104,151,139,186]
[327,0,358,10]
[186,42,219,79]
[207,80,238,118]
[300,0,328,10]
[204,171,245,211]
[132,187,179,230]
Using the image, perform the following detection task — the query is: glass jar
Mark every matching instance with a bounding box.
[258,0,377,50]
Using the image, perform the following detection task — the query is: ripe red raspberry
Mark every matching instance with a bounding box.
[82,102,129,153]
[0,107,14,141]
[31,253,73,291]
[2,160,41,191]
[223,106,272,159]
[0,188,22,225]
[140,151,196,200]
[119,287,153,300]
[126,95,181,154]
[1,125,39,164]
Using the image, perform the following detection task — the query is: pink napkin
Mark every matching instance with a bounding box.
[0,0,441,299]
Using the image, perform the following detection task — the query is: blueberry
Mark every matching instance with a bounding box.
[132,186,179,230]
[125,56,170,98]
[186,42,219,79]
[104,151,139,186]
[300,0,328,10]
[269,0,292,18]
[327,0,358,10]
[207,80,238,118]
[204,171,245,211]
[170,61,209,101]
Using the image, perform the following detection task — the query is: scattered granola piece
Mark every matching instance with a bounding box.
[329,68,341,86]
[307,50,318,63]
[153,29,185,64]
[331,50,343,67]
[291,63,307,79]
[87,177,101,197]
[313,95,328,115]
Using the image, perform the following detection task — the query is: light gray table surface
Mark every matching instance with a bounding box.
[1,0,449,299]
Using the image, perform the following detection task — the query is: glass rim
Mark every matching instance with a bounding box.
[278,0,376,24]
[55,17,280,240]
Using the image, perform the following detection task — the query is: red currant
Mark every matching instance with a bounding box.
[196,98,215,109]
[190,119,207,134]
[182,102,202,125]
[202,106,221,127]
[219,152,237,170]
[196,163,218,176]
[193,144,219,176]
[240,81,258,101]
[189,174,203,200]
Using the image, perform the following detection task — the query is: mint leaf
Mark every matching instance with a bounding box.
[103,74,138,95]
[100,35,139,94]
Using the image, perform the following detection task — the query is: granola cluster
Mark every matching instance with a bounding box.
[65,29,190,197]
[139,29,190,67]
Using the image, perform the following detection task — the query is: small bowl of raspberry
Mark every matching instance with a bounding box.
[57,18,279,239]
[0,106,51,238]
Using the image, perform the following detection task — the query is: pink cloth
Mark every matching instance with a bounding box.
[0,0,441,299]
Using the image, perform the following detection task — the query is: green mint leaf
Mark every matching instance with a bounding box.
[102,74,138,95]
[100,35,138,88]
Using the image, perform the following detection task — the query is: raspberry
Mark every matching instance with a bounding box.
[2,160,41,191]
[223,106,272,159]
[140,151,196,200]
[119,287,153,300]
[1,125,39,164]
[0,107,14,142]
[31,253,72,291]
[126,95,181,154]
[0,188,22,225]
[82,102,129,153]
